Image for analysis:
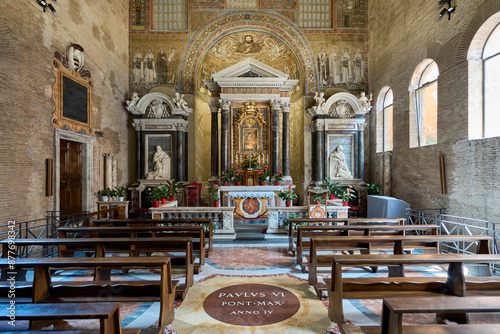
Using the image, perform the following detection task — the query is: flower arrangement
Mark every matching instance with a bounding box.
[257,165,270,182]
[273,170,283,182]
[339,186,357,202]
[234,170,243,183]
[148,186,163,201]
[323,179,341,198]
[164,180,187,196]
[208,184,219,201]
[278,184,298,202]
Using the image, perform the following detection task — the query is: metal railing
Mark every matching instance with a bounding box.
[0,211,89,258]
[406,208,500,273]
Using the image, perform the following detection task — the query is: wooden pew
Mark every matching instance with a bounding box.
[288,218,406,255]
[58,225,206,273]
[0,257,177,330]
[308,234,492,298]
[90,218,214,258]
[379,296,500,334]
[296,224,439,271]
[325,253,500,328]
[0,237,194,300]
[0,302,121,334]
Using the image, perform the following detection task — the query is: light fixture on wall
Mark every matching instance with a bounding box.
[36,0,56,13]
[438,0,456,20]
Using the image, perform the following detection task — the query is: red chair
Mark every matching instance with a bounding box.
[185,182,202,206]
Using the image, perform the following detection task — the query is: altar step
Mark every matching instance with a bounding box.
[235,223,267,240]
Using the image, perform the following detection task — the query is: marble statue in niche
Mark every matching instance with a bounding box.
[329,145,352,179]
[146,145,171,180]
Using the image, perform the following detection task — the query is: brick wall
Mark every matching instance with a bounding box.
[367,0,500,220]
[0,1,129,223]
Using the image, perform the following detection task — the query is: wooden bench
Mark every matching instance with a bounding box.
[288,218,406,255]
[325,253,500,328]
[379,296,500,334]
[58,225,207,273]
[359,324,500,334]
[90,218,214,257]
[309,235,492,298]
[0,237,194,300]
[296,224,439,271]
[0,257,176,330]
[0,302,121,334]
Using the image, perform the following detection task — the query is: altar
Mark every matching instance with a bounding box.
[219,185,288,219]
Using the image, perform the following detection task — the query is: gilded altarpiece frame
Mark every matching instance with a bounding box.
[231,102,270,168]
[51,58,94,135]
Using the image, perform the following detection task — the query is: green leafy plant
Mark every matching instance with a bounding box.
[148,186,163,201]
[323,179,341,197]
[278,184,298,202]
[233,170,243,182]
[339,186,357,201]
[257,165,270,182]
[273,170,283,182]
[208,184,219,201]
[164,180,187,196]
[98,188,112,197]
[114,185,127,198]
[366,182,383,195]
[313,196,324,204]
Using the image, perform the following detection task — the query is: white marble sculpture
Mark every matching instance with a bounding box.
[359,92,373,111]
[126,92,140,112]
[329,145,353,179]
[174,92,189,111]
[146,145,171,180]
[147,100,168,118]
[314,92,326,111]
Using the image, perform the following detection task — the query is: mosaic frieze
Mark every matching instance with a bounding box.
[336,0,366,30]
[307,33,366,92]
[190,11,221,32]
[226,0,258,9]
[130,35,188,91]
[181,12,318,94]
[131,0,146,31]
[261,0,296,9]
[189,0,224,9]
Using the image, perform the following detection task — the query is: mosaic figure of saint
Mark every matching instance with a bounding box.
[341,47,352,84]
[236,35,261,54]
[318,46,329,86]
[132,47,143,84]
[156,47,168,84]
[144,47,156,84]
[167,47,179,84]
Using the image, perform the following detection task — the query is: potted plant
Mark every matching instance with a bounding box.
[278,184,298,207]
[157,184,168,204]
[98,188,112,201]
[209,184,220,207]
[366,182,383,195]
[114,185,127,201]
[313,196,324,205]
[273,170,283,185]
[339,186,357,206]
[324,179,341,199]
[282,214,300,230]
[164,180,187,201]
[220,169,232,185]
[234,170,243,186]
[148,186,163,207]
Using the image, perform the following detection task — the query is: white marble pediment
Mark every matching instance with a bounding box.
[127,92,192,117]
[308,92,368,117]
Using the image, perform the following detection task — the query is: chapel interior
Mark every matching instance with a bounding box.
[2,0,500,333]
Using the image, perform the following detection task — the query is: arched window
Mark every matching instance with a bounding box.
[376,87,393,152]
[409,60,439,147]
[468,12,500,139]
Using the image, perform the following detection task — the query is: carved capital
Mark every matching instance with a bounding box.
[175,122,189,132]
[270,99,282,110]
[311,120,325,132]
[281,102,292,113]
[357,122,367,131]
[209,101,220,114]
[219,99,231,110]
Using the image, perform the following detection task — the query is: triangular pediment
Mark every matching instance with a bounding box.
[211,58,287,80]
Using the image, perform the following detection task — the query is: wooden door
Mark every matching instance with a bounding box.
[60,140,82,214]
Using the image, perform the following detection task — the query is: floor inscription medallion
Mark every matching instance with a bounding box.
[203,283,301,326]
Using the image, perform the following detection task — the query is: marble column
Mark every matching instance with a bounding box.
[281,102,291,178]
[270,99,281,174]
[134,124,142,180]
[209,101,220,178]
[357,123,366,180]
[103,153,116,189]
[312,120,325,183]
[176,123,189,181]
[220,99,231,173]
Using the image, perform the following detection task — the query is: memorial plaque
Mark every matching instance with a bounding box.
[62,75,88,123]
